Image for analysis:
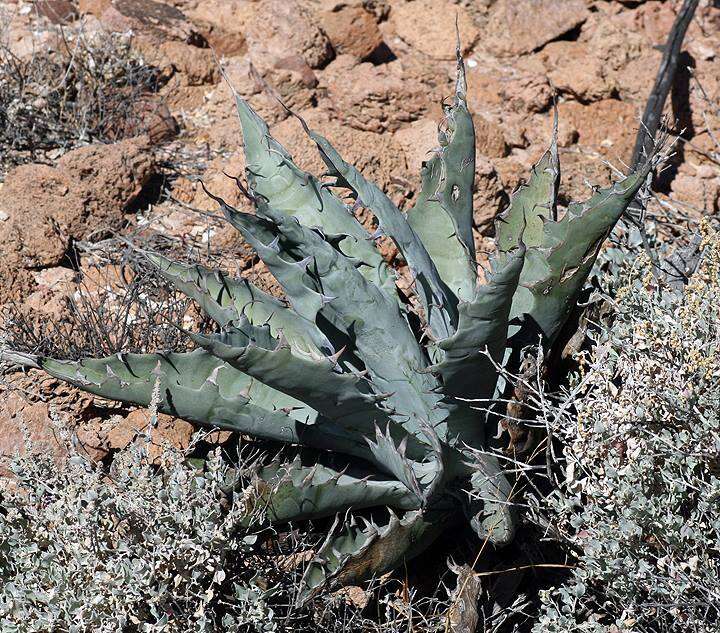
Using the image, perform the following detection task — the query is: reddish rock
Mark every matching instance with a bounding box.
[394,118,438,175]
[195,58,313,149]
[670,173,720,215]
[0,261,36,305]
[318,5,386,61]
[556,150,617,203]
[475,116,508,159]
[186,150,248,213]
[179,0,249,57]
[34,0,78,23]
[389,0,478,60]
[243,0,334,70]
[537,41,617,103]
[0,388,195,469]
[483,0,590,57]
[204,29,247,58]
[156,41,220,87]
[612,0,679,47]
[474,157,507,231]
[56,137,156,235]
[105,409,195,463]
[88,0,206,45]
[133,100,180,144]
[322,55,428,133]
[22,267,76,320]
[577,10,657,103]
[466,60,554,117]
[269,106,411,194]
[0,373,101,468]
[0,139,154,304]
[78,0,111,16]
[0,395,67,468]
[0,165,77,270]
[557,99,640,164]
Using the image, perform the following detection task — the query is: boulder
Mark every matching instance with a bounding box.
[243,0,334,70]
[0,139,155,302]
[317,4,386,61]
[483,0,590,56]
[35,0,79,24]
[321,55,429,133]
[81,0,206,46]
[389,0,478,60]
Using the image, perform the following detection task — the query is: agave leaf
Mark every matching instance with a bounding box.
[216,197,330,324]
[236,201,450,444]
[189,321,396,440]
[2,349,372,459]
[407,52,476,302]
[435,246,526,401]
[424,247,524,451]
[365,425,423,501]
[295,118,458,341]
[299,509,449,604]
[249,456,420,524]
[509,162,652,346]
[235,96,395,295]
[495,112,560,252]
[466,456,517,546]
[146,252,333,356]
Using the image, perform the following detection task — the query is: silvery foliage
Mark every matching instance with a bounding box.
[0,420,276,632]
[533,222,720,632]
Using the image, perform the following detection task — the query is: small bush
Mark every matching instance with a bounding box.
[533,221,720,632]
[0,417,278,632]
[0,24,163,169]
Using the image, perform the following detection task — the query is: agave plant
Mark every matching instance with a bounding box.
[3,49,655,602]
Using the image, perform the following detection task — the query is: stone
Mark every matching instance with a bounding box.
[179,0,249,57]
[318,5,386,61]
[321,55,429,133]
[483,0,590,56]
[389,0,478,60]
[243,0,334,70]
[0,139,155,302]
[269,106,412,194]
[0,164,77,269]
[156,41,220,87]
[105,409,195,463]
[56,137,156,234]
[557,99,640,164]
[467,63,553,116]
[474,157,507,231]
[35,0,78,24]
[0,373,101,468]
[475,115,508,158]
[536,41,617,103]
[89,0,206,45]
[670,173,720,216]
[0,395,66,469]
[394,118,438,175]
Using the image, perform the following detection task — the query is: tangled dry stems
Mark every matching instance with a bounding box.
[0,19,163,170]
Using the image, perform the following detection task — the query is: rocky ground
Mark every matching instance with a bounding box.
[0,0,718,462]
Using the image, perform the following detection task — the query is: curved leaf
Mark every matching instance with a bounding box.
[249,456,419,524]
[407,51,476,302]
[146,252,333,356]
[495,113,560,252]
[236,96,395,294]
[509,162,652,345]
[299,119,459,340]
[299,509,450,604]
[3,350,371,460]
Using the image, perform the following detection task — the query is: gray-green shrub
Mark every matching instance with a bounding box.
[533,221,720,632]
